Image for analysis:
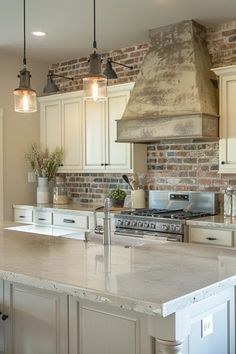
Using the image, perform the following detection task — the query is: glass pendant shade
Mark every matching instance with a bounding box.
[83,53,107,101]
[14,68,37,113]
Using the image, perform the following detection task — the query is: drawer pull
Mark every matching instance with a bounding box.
[38,218,46,221]
[19,215,26,218]
[206,237,217,241]
[63,219,75,223]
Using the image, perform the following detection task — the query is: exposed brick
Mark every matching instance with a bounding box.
[229,35,236,42]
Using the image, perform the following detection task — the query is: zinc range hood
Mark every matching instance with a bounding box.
[117,20,219,143]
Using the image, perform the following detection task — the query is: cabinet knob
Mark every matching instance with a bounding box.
[221,161,225,165]
[101,163,104,166]
[104,163,109,166]
[2,314,8,321]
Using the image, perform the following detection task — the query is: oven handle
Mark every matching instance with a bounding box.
[114,229,183,242]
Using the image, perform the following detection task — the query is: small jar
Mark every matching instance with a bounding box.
[53,176,68,205]
[224,187,233,217]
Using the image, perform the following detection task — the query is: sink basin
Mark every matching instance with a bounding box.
[5,225,86,239]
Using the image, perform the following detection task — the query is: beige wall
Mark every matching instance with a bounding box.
[0,53,48,221]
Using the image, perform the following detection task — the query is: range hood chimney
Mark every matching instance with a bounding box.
[117,20,219,143]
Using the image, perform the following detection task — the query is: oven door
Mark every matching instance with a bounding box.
[114,228,183,242]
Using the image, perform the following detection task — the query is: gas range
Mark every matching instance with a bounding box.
[114,191,218,242]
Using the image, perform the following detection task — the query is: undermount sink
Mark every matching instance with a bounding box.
[5,225,86,240]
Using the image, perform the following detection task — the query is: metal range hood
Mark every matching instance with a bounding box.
[117,20,219,143]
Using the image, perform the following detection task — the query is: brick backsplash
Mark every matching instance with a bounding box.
[52,20,236,205]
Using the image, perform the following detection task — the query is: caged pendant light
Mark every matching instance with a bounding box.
[83,0,107,102]
[13,0,37,113]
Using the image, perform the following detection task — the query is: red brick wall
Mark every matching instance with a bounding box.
[51,43,149,92]
[207,20,236,67]
[51,20,236,204]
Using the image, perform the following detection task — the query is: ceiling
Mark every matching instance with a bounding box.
[1,0,236,64]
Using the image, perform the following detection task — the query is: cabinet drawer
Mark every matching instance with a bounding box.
[189,227,233,247]
[53,213,89,229]
[14,208,33,223]
[34,210,52,224]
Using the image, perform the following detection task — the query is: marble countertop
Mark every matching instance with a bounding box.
[187,214,236,229]
[1,224,236,317]
[13,203,124,214]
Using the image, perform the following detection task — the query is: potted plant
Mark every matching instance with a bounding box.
[108,188,127,208]
[26,143,64,204]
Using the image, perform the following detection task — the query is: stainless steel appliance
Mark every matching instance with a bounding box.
[114,191,218,242]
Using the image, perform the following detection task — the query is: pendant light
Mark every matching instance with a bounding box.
[13,0,37,113]
[83,0,107,101]
[43,70,74,94]
[103,58,133,79]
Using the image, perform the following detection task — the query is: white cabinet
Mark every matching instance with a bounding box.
[34,209,53,224]
[188,225,234,247]
[69,297,152,354]
[39,91,83,172]
[213,65,236,173]
[40,84,146,173]
[53,211,89,229]
[4,282,68,354]
[14,206,33,223]
[83,83,146,172]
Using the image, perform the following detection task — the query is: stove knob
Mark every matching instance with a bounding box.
[117,219,123,226]
[132,221,137,227]
[171,225,181,232]
[125,220,130,226]
[150,223,156,229]
[161,224,169,231]
[138,221,143,227]
[143,223,148,228]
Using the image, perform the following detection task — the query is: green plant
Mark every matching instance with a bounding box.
[108,189,127,200]
[26,143,64,181]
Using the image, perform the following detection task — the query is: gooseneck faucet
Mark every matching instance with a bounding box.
[103,197,111,245]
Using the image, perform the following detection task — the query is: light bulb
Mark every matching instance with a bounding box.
[92,80,99,102]
[22,94,30,112]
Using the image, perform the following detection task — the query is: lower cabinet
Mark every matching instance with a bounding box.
[3,282,68,354]
[188,226,235,248]
[68,297,153,354]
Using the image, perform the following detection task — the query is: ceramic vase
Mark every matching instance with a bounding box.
[37,177,49,204]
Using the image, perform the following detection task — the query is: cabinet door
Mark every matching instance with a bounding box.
[83,100,106,169]
[0,280,4,354]
[40,101,62,152]
[4,282,68,354]
[69,297,152,354]
[14,207,33,223]
[61,97,83,172]
[219,74,236,172]
[106,90,132,171]
[189,226,234,247]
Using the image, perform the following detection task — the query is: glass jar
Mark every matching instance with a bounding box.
[53,176,68,205]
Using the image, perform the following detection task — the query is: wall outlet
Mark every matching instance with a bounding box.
[201,314,213,338]
[28,172,36,183]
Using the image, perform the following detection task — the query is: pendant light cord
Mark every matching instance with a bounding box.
[93,0,97,50]
[23,0,26,66]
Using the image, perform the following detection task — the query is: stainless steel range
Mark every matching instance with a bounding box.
[114,191,218,242]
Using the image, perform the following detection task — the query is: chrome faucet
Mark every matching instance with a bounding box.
[103,197,111,245]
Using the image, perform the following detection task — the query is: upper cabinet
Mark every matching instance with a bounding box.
[39,83,146,173]
[213,65,236,173]
[39,91,83,172]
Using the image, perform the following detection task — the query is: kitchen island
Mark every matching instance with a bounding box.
[0,226,235,354]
